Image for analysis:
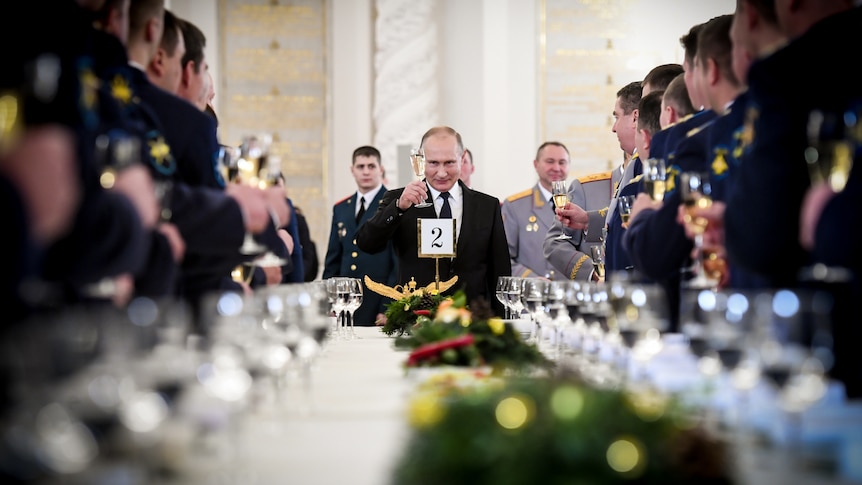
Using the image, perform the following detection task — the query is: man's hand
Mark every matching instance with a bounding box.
[627,193,661,228]
[398,180,429,210]
[263,187,290,228]
[225,184,269,233]
[799,182,835,251]
[555,201,588,230]
[113,164,159,229]
[157,222,186,262]
[375,313,387,326]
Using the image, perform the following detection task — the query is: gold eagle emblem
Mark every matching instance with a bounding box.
[364,275,459,300]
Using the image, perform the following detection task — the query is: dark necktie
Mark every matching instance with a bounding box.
[550,196,555,212]
[356,196,366,223]
[439,191,452,219]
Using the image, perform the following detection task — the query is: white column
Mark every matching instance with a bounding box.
[372,0,440,182]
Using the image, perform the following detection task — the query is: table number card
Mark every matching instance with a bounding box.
[417,218,457,258]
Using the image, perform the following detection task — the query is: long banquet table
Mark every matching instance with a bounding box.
[156,324,862,485]
[169,326,411,485]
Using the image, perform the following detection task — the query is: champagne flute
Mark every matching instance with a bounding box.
[551,180,572,239]
[618,195,635,226]
[805,109,854,192]
[410,147,432,208]
[590,245,606,281]
[642,158,667,201]
[680,171,718,289]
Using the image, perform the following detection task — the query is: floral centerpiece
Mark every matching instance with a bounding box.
[385,290,552,374]
[393,374,733,485]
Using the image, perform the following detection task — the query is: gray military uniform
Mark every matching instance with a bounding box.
[543,170,616,280]
[501,183,565,280]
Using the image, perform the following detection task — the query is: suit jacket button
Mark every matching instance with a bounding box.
[350,264,357,271]
[352,239,357,245]
[386,216,393,223]
[351,252,358,258]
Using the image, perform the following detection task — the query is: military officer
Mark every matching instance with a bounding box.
[501,142,572,280]
[323,146,398,326]
[543,170,614,281]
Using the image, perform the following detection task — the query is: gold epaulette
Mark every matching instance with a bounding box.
[686,126,702,138]
[663,112,694,130]
[335,194,352,205]
[578,170,613,184]
[598,207,608,217]
[506,188,533,202]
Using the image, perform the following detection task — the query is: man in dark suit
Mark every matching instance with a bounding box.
[323,146,397,326]
[356,127,511,316]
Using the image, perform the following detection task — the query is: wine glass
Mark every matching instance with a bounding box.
[345,278,363,339]
[617,195,636,227]
[551,180,571,239]
[496,276,512,319]
[221,143,268,257]
[520,279,549,346]
[805,109,854,192]
[590,245,606,281]
[410,147,432,208]
[680,171,718,289]
[642,158,667,201]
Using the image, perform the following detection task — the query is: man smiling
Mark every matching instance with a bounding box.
[356,126,510,316]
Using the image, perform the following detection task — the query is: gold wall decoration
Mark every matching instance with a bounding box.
[540,0,666,177]
[219,0,328,276]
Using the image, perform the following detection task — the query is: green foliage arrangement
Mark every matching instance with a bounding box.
[390,291,552,373]
[393,375,733,485]
[381,291,450,336]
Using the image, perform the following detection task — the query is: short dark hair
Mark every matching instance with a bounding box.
[739,0,779,26]
[617,81,643,115]
[352,145,381,164]
[663,73,695,119]
[643,64,684,93]
[697,14,739,87]
[535,141,569,161]
[420,126,465,155]
[159,9,182,56]
[129,0,164,40]
[680,22,705,67]
[637,91,664,136]
[180,17,207,73]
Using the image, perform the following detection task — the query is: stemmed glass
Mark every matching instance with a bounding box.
[642,158,667,201]
[805,109,854,192]
[496,277,512,319]
[520,279,549,346]
[344,277,363,339]
[220,143,268,257]
[410,147,432,208]
[551,180,571,239]
[618,195,636,227]
[590,245,606,281]
[680,171,719,289]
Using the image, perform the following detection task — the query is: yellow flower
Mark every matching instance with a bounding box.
[488,317,505,335]
[459,309,472,327]
[407,392,445,429]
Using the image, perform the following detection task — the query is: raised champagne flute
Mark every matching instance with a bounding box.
[551,180,572,239]
[680,171,718,289]
[805,109,854,192]
[409,147,432,208]
[642,158,667,201]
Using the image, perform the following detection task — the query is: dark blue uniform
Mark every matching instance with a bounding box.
[323,189,398,326]
[649,110,718,164]
[605,156,641,273]
[726,7,862,286]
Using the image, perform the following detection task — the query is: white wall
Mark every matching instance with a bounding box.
[165,0,734,204]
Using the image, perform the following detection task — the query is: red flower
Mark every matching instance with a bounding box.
[407,334,475,366]
[413,310,432,317]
